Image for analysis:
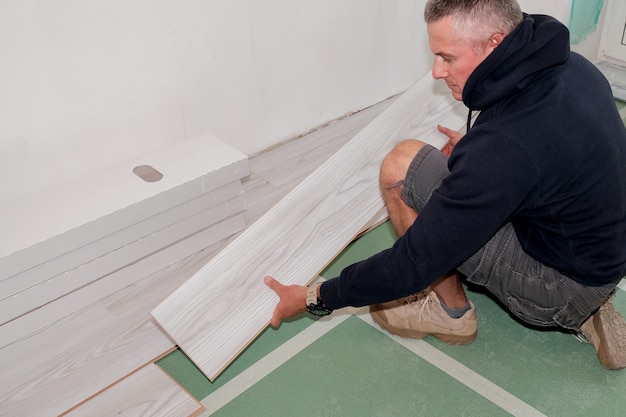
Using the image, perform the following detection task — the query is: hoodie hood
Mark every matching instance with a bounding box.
[463,14,570,110]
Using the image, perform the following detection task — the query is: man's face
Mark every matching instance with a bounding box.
[427,16,500,101]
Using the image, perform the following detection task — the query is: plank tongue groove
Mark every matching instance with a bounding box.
[151,75,466,381]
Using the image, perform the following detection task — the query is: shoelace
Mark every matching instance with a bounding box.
[403,291,434,322]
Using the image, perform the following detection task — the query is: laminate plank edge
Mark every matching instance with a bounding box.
[151,75,466,381]
[63,363,203,417]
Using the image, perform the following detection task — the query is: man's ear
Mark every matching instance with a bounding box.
[490,33,505,47]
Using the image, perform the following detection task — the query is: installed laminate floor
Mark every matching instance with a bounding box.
[157,100,626,417]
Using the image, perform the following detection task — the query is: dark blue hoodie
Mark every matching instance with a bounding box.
[321,14,626,309]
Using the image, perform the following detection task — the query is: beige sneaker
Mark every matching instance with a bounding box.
[579,293,626,370]
[370,290,477,345]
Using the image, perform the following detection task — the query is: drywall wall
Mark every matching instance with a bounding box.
[0,0,579,203]
[0,0,432,201]
[520,0,572,25]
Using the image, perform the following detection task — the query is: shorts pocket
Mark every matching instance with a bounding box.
[506,290,562,327]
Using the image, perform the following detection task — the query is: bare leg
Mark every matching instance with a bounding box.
[431,272,468,308]
[379,140,468,308]
[379,140,422,236]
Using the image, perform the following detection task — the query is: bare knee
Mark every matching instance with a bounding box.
[380,139,426,188]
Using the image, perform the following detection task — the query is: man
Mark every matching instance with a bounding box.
[265,0,626,369]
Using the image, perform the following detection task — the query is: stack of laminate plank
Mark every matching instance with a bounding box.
[0,75,464,417]
[0,132,248,416]
[0,132,248,327]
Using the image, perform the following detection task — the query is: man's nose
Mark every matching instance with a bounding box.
[432,59,447,79]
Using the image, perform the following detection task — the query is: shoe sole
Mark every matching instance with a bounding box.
[370,306,477,345]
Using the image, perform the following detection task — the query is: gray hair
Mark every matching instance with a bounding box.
[425,0,523,45]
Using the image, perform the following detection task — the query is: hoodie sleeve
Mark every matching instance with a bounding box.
[320,130,539,309]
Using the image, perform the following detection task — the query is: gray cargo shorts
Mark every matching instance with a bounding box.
[400,144,617,330]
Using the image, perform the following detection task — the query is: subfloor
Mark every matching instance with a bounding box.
[158,101,626,417]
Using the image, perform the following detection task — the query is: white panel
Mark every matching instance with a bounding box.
[0,133,248,278]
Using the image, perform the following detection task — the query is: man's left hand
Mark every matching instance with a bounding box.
[438,124,464,156]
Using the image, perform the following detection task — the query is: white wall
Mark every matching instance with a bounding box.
[0,0,587,201]
[0,0,433,200]
[520,0,572,25]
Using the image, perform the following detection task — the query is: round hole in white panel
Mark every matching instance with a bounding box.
[133,165,163,182]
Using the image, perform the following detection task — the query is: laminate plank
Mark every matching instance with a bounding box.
[0,304,173,417]
[63,363,203,417]
[151,75,466,381]
[0,181,242,300]
[242,97,396,226]
[0,213,244,345]
[0,221,224,416]
[248,96,396,189]
[0,134,249,281]
[0,194,245,325]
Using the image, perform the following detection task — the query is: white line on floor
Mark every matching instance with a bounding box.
[198,311,352,416]
[199,303,545,417]
[353,307,548,417]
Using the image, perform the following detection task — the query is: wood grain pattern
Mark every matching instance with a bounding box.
[0,222,227,416]
[64,364,203,417]
[0,303,173,416]
[152,75,466,381]
[242,97,396,226]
